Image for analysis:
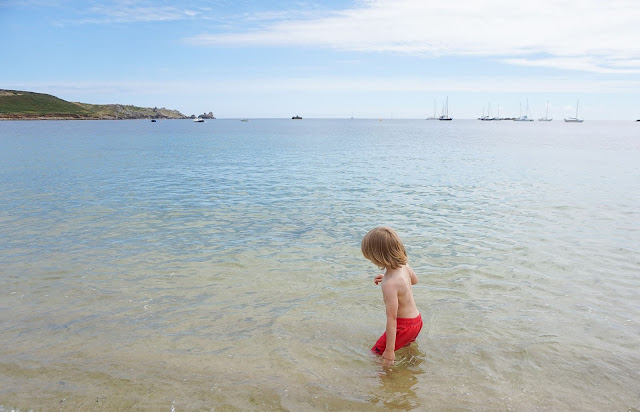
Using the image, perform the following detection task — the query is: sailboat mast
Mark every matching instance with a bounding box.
[546,100,549,118]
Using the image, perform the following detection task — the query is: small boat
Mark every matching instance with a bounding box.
[292,115,302,119]
[240,119,249,122]
[479,108,490,120]
[426,99,438,120]
[439,97,452,121]
[564,100,583,123]
[514,99,534,121]
[538,101,552,121]
[193,118,205,122]
[151,119,157,122]
[479,102,502,120]
[492,104,502,121]
[479,102,492,120]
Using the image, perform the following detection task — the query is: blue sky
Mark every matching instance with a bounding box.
[1,0,639,119]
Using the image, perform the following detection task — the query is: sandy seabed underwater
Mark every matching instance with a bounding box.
[1,119,639,410]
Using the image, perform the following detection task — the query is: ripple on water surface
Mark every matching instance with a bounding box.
[0,119,639,410]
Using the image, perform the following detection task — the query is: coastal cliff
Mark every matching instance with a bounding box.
[0,89,188,120]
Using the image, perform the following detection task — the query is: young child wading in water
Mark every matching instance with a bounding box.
[362,227,423,365]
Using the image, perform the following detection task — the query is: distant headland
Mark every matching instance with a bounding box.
[0,89,203,120]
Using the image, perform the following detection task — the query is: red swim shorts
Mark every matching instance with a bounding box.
[372,314,423,355]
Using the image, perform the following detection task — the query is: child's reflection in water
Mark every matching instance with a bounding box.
[370,343,426,410]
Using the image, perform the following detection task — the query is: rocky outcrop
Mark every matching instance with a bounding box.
[190,111,216,119]
[73,103,188,120]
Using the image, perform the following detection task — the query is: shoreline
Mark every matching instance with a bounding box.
[0,115,188,121]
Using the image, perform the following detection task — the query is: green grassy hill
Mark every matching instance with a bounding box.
[0,89,187,120]
[0,90,90,118]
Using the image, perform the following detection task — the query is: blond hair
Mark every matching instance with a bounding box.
[361,226,407,270]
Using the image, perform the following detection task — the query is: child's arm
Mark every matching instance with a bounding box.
[408,265,418,285]
[381,282,398,363]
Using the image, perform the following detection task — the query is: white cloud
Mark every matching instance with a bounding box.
[68,1,318,25]
[184,0,640,73]
[77,1,212,24]
[502,57,640,74]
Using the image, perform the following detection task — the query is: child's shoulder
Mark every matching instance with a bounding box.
[384,267,409,284]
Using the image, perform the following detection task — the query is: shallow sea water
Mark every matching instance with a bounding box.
[1,119,639,410]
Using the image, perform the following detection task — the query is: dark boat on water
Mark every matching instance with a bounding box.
[292,115,302,119]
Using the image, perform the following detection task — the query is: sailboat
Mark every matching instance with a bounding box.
[492,103,502,121]
[479,101,492,120]
[538,101,552,121]
[439,97,452,121]
[426,99,438,120]
[514,99,533,121]
[564,100,583,122]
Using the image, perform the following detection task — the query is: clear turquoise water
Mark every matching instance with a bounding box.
[1,119,639,410]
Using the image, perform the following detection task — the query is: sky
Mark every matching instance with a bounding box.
[1,0,639,119]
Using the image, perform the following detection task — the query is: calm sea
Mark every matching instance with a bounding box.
[1,119,639,410]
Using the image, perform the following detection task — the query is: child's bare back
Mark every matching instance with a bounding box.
[377,264,419,319]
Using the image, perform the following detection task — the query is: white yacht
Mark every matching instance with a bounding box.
[538,101,552,121]
[426,99,438,120]
[514,100,533,121]
[564,100,583,123]
[439,97,452,121]
[479,102,492,120]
